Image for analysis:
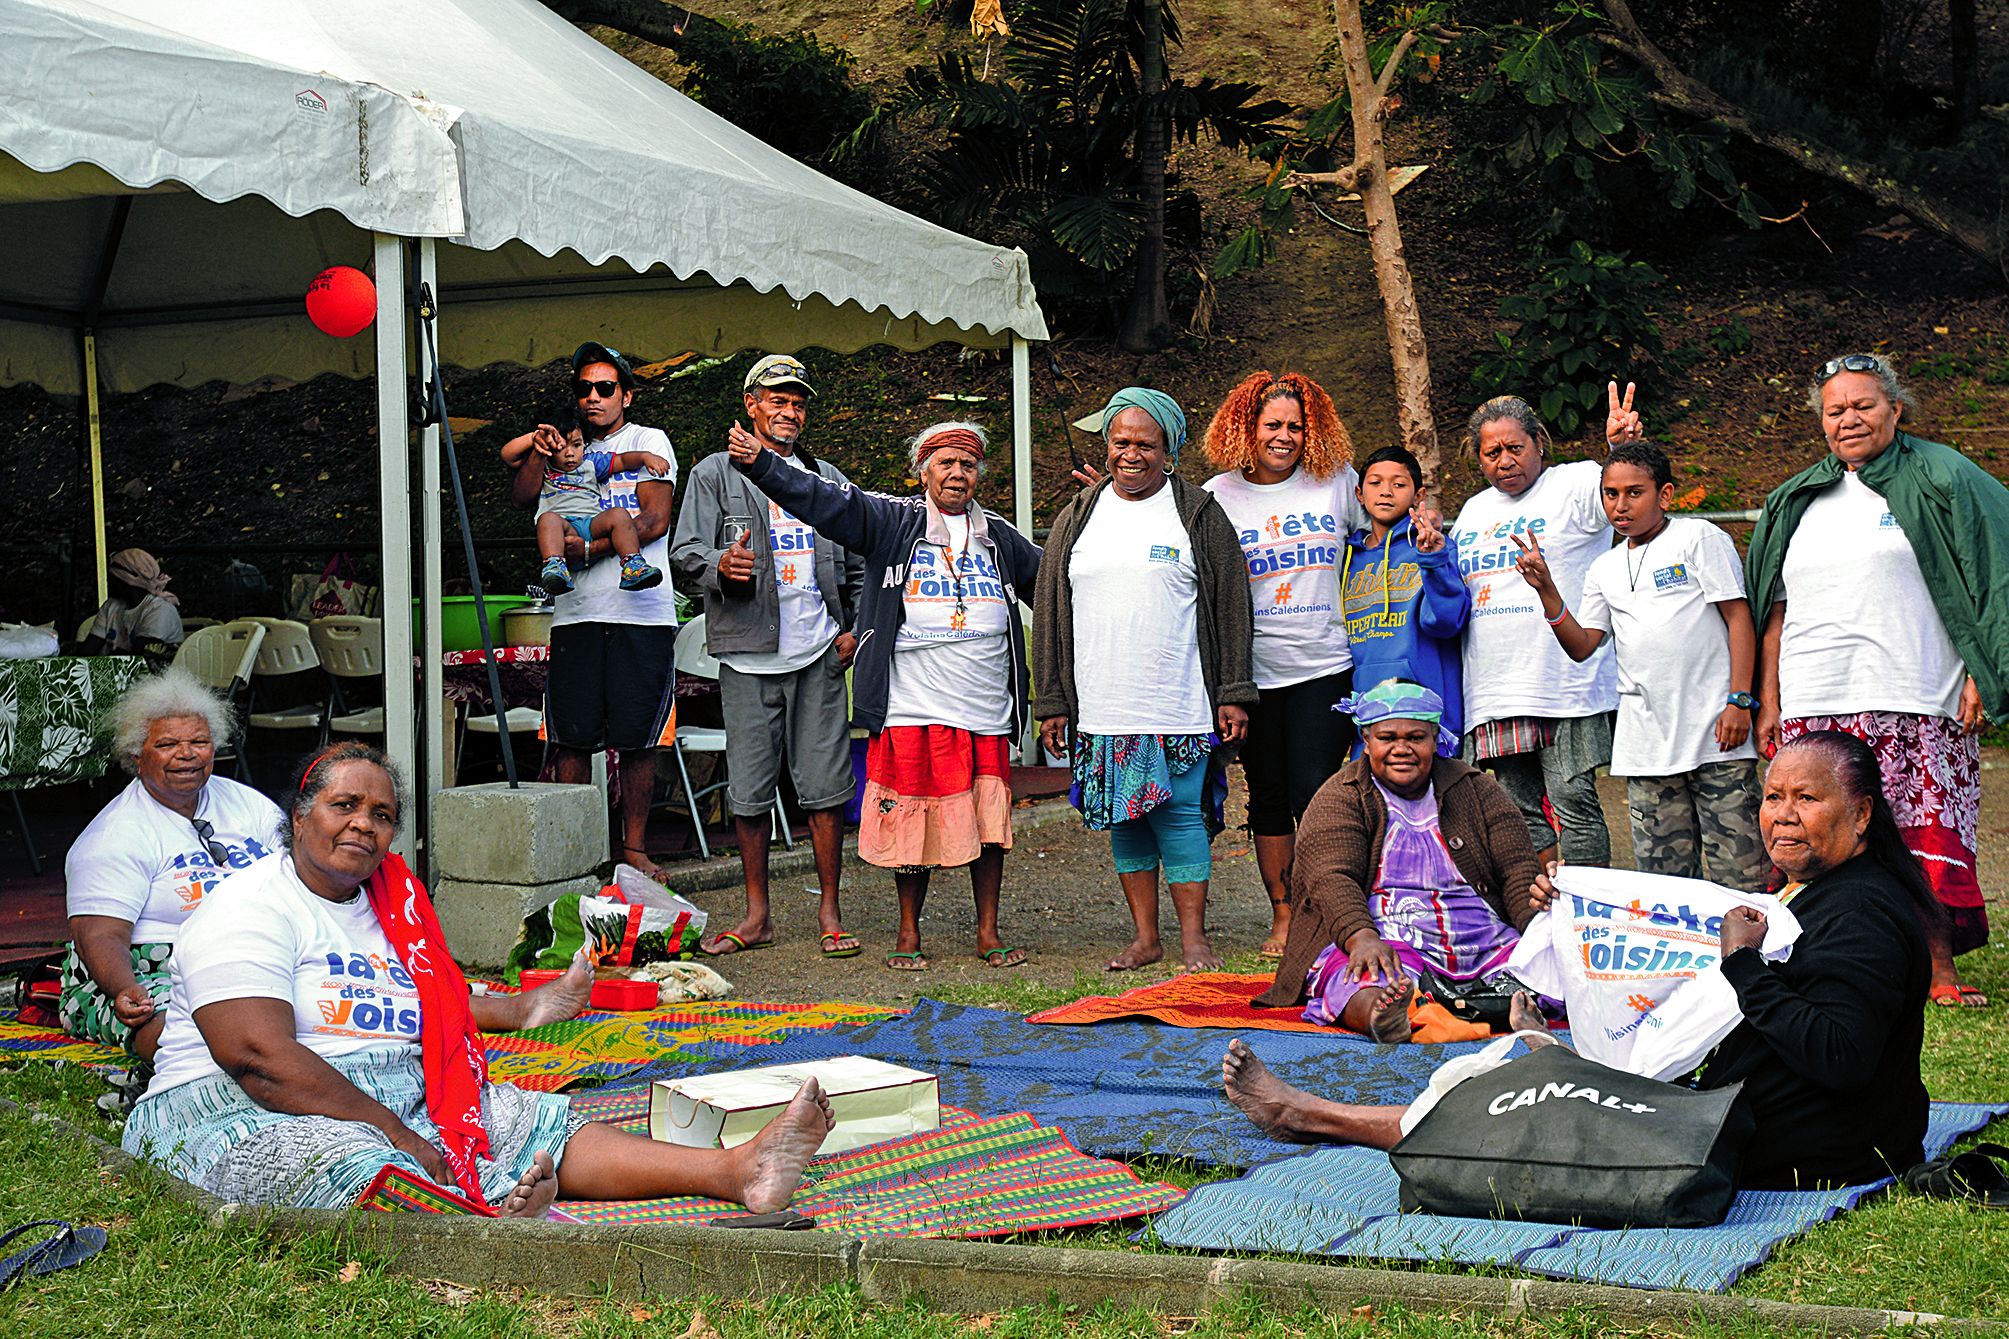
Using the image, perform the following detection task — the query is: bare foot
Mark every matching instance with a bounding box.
[520,950,593,1028]
[620,845,672,885]
[1220,1038,1318,1142]
[1107,937,1165,972]
[1181,935,1224,973]
[1508,990,1558,1046]
[737,1078,835,1213]
[1366,976,1414,1044]
[499,1150,559,1219]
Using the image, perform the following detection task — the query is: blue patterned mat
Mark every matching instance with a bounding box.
[598,998,1500,1168]
[1145,1100,2009,1291]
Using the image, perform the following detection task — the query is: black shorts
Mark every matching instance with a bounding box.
[545,622,678,752]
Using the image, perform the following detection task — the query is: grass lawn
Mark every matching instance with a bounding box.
[4,943,2005,1333]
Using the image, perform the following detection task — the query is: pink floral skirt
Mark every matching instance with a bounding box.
[1781,711,1987,954]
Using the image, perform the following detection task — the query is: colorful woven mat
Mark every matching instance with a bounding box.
[557,1097,1182,1238]
[1,1001,898,1092]
[0,1014,122,1068]
[481,1000,898,1091]
[1027,972,1336,1033]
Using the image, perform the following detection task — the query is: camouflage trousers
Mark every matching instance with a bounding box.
[1624,760,1765,894]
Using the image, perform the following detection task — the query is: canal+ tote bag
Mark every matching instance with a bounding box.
[1389,1044,1753,1228]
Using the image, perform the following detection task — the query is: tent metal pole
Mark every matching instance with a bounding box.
[82,333,108,605]
[1011,335,1033,539]
[418,239,446,873]
[373,233,417,862]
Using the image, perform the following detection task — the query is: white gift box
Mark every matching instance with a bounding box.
[648,1055,941,1155]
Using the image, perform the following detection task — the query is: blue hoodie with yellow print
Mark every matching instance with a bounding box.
[1340,516,1471,754]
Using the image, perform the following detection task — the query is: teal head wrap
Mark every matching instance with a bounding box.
[1101,386,1188,464]
[1336,678,1458,754]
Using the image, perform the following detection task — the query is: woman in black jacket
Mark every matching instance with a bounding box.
[1222,728,1931,1189]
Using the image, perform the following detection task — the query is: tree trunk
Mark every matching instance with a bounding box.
[539,0,730,51]
[1601,0,2000,273]
[1949,0,1980,132]
[1118,0,1176,354]
[1331,3,1440,484]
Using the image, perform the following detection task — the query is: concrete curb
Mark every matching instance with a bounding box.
[667,797,1080,894]
[9,1093,2003,1335]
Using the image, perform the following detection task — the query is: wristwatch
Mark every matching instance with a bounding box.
[1726,691,1758,710]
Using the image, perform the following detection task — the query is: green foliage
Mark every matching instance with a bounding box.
[672,20,883,180]
[886,0,1288,322]
[1467,2,1763,242]
[1471,241,1664,438]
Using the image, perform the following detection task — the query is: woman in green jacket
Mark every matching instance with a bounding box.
[1746,352,2009,1009]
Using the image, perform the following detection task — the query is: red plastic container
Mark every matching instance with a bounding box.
[512,969,658,1011]
[589,978,659,1011]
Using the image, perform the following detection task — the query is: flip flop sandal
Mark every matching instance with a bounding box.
[1903,1143,2009,1207]
[0,1220,108,1291]
[819,931,862,959]
[1929,983,1991,1008]
[701,932,773,957]
[979,946,1027,969]
[884,951,929,972]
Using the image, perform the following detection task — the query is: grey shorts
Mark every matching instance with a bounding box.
[718,639,857,815]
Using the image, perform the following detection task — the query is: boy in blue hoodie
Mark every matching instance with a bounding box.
[1340,446,1471,754]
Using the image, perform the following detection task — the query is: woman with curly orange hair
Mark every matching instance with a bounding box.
[1201,371,1362,957]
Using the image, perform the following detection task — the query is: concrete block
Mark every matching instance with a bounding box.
[433,872,602,970]
[431,782,608,884]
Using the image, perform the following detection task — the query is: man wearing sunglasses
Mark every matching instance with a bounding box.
[672,354,866,958]
[511,341,681,880]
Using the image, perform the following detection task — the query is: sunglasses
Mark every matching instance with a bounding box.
[1815,353,1883,380]
[191,818,229,866]
[574,378,624,399]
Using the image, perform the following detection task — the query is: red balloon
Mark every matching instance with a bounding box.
[305,265,376,338]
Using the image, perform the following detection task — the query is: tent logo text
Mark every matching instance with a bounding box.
[296,89,328,114]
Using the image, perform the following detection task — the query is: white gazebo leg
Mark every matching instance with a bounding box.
[1011,334,1038,763]
[374,232,417,862]
[418,238,446,875]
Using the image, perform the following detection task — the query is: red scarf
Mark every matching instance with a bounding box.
[364,852,491,1204]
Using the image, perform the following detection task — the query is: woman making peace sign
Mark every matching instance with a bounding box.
[1445,383,1636,864]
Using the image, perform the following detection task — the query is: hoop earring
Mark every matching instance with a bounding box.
[1163,464,1176,475]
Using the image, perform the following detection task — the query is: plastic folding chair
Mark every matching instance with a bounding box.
[307,616,385,737]
[170,619,265,778]
[658,614,792,860]
[243,617,327,742]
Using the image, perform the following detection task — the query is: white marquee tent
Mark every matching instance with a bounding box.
[0,0,1048,856]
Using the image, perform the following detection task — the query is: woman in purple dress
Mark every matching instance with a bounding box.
[1254,679,1544,1041]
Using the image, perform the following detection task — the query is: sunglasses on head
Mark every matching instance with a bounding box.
[1815,353,1883,380]
[574,378,624,399]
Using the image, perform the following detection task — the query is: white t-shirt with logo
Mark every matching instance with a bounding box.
[1777,468,1966,721]
[1068,487,1214,735]
[550,421,679,629]
[147,855,425,1097]
[884,512,1014,734]
[718,452,840,676]
[64,776,284,943]
[1450,459,1618,728]
[1203,465,1361,689]
[89,593,184,651]
[1576,517,1756,776]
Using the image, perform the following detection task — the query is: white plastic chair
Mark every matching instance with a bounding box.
[458,705,548,784]
[308,615,385,736]
[169,619,265,777]
[244,617,327,740]
[659,614,792,860]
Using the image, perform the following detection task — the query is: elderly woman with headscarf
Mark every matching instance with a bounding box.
[1198,370,1363,960]
[1254,679,1543,1043]
[725,420,1043,971]
[61,668,282,1093]
[1032,387,1256,973]
[124,742,832,1216]
[80,548,185,659]
[1747,352,2009,1009]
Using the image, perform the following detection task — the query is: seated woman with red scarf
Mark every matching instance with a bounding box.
[122,743,831,1216]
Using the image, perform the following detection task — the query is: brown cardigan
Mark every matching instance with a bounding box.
[1253,755,1542,1009]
